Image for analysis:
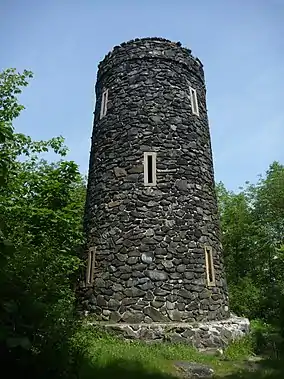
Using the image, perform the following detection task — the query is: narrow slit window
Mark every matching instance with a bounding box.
[147,155,153,183]
[144,152,157,186]
[86,247,95,285]
[205,246,215,286]
[189,87,199,116]
[100,89,108,119]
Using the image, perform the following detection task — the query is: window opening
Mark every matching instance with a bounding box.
[100,89,108,119]
[86,247,95,285]
[189,87,199,116]
[205,245,215,286]
[144,152,157,186]
[147,155,153,183]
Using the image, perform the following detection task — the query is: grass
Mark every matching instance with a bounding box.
[7,320,283,379]
[69,322,284,379]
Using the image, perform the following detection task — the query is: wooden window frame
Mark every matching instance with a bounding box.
[204,245,216,286]
[189,86,199,116]
[143,152,157,186]
[86,247,95,285]
[100,88,108,119]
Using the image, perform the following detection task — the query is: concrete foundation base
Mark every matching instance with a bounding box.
[88,315,250,349]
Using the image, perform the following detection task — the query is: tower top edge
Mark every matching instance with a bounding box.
[97,37,204,73]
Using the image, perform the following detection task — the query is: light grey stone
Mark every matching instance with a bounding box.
[141,252,153,264]
[114,167,127,177]
[145,270,168,281]
[174,361,214,379]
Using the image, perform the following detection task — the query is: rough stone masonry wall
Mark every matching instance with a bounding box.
[91,316,250,349]
[82,37,230,324]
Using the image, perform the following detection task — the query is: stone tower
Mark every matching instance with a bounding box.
[83,37,230,326]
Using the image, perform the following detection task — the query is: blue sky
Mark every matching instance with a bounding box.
[1,0,283,191]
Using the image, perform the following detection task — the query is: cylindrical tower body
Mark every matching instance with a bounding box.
[83,38,229,323]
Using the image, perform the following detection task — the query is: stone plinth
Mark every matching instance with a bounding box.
[88,315,250,349]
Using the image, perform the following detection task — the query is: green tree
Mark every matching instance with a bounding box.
[216,182,264,318]
[216,162,284,323]
[0,68,33,185]
[0,68,86,377]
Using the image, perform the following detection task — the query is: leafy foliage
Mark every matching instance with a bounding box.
[0,68,86,377]
[0,68,33,185]
[216,163,284,324]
